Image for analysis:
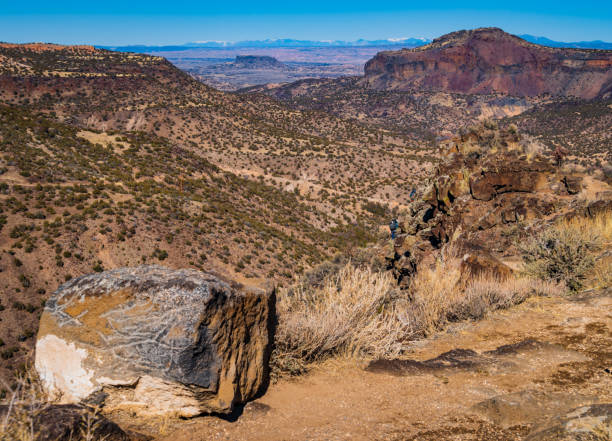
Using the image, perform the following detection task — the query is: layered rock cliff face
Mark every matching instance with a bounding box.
[363,28,612,99]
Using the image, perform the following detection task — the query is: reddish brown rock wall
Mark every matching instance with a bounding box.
[364,28,612,99]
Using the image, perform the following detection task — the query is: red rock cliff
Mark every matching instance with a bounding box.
[363,28,612,99]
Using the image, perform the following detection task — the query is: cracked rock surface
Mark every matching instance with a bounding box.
[35,265,275,417]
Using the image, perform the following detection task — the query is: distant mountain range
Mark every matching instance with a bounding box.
[99,34,612,53]
[99,38,430,52]
[519,35,612,50]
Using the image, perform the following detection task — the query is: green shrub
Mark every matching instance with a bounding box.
[519,225,599,291]
[152,248,168,261]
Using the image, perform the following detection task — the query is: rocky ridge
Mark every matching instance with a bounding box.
[388,123,604,285]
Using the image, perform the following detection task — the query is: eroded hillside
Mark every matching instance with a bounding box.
[242,76,535,141]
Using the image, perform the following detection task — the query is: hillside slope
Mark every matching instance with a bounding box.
[0,43,433,382]
[0,43,429,202]
[0,105,384,380]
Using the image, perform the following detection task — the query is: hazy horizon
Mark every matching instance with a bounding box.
[3,29,612,49]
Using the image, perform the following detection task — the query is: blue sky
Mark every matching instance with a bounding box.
[1,0,611,45]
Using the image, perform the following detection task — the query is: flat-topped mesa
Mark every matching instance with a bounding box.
[0,42,97,53]
[35,265,275,417]
[233,55,288,70]
[363,27,612,99]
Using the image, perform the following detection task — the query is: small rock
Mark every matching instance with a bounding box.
[472,389,595,428]
[562,176,583,195]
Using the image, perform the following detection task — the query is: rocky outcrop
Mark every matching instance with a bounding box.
[35,265,275,417]
[562,175,583,195]
[460,252,513,281]
[363,28,612,99]
[389,125,580,285]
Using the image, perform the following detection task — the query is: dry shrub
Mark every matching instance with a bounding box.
[519,134,545,157]
[602,163,612,185]
[403,261,562,337]
[561,162,585,174]
[273,265,404,376]
[453,277,563,319]
[397,260,462,337]
[519,210,611,291]
[273,260,561,377]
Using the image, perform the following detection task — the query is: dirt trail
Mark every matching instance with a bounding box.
[121,290,612,440]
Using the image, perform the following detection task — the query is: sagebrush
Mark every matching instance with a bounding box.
[519,210,610,291]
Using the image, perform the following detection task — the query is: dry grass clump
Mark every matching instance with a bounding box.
[0,372,110,441]
[590,255,612,290]
[0,372,47,441]
[272,259,561,378]
[519,210,611,291]
[273,265,403,376]
[402,261,562,337]
[559,208,611,243]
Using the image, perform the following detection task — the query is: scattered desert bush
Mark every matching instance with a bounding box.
[519,210,610,291]
[402,261,561,336]
[519,228,596,291]
[273,265,403,376]
[298,254,347,290]
[519,135,545,157]
[602,163,612,184]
